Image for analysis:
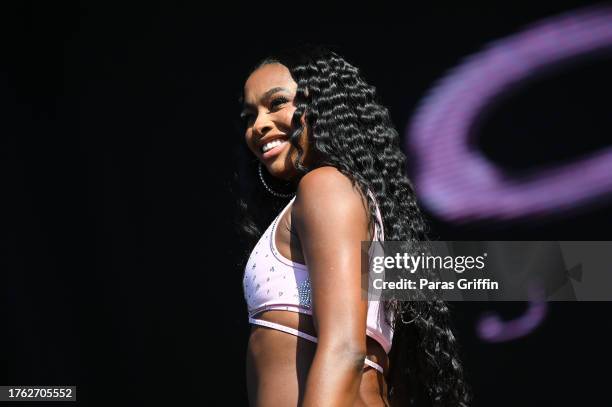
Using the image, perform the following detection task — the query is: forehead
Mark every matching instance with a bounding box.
[243,63,297,103]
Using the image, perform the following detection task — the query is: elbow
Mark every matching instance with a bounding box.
[343,342,367,362]
[346,347,367,371]
[340,345,367,372]
[320,339,367,368]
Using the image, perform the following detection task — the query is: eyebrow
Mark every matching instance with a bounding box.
[241,86,290,110]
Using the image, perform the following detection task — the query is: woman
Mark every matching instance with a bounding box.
[234,44,471,406]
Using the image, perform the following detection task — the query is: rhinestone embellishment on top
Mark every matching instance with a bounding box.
[297,278,312,308]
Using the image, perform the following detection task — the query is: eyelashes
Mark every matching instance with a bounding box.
[239,96,290,123]
[270,96,289,108]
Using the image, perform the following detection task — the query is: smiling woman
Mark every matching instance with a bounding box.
[233,44,472,406]
[240,64,320,182]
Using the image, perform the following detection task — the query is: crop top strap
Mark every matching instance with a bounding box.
[248,317,385,374]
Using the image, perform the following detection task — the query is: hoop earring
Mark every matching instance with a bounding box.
[258,163,295,198]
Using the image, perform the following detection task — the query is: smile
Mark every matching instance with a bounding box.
[261,139,287,153]
[261,139,289,159]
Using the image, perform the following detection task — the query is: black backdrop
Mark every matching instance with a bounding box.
[3,1,611,405]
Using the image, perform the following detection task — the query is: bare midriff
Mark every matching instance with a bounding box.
[246,310,390,406]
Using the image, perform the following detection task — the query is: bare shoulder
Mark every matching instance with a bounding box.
[292,166,369,236]
[296,166,365,207]
[298,166,355,194]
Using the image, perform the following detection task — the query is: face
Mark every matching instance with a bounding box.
[241,63,314,181]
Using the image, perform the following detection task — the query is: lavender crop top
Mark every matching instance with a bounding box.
[242,190,395,370]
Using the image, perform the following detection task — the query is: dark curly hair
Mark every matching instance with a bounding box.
[232,43,471,407]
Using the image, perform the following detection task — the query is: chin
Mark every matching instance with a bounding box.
[265,161,293,181]
[263,150,297,181]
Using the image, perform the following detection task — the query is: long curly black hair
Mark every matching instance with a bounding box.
[232,43,471,406]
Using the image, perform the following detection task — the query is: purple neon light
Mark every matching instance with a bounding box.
[408,6,612,223]
[477,284,548,342]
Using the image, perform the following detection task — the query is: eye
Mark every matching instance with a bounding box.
[270,96,289,109]
[239,96,289,125]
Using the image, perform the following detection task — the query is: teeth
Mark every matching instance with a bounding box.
[262,139,286,153]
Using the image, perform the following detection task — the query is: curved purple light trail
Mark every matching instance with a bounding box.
[408,6,612,224]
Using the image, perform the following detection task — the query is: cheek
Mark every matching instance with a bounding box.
[282,108,297,127]
[244,130,256,152]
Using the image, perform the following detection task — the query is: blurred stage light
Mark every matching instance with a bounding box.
[408,6,612,224]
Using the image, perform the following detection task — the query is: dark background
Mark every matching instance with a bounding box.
[2,1,611,405]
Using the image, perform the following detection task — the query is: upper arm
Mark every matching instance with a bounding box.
[292,166,370,355]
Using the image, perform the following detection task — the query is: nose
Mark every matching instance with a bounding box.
[252,112,273,138]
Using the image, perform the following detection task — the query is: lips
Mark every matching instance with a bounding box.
[261,139,287,153]
[258,134,287,151]
[261,139,289,160]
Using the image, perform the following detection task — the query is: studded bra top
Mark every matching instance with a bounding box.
[242,190,394,355]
